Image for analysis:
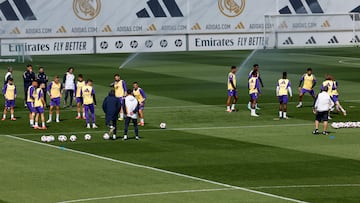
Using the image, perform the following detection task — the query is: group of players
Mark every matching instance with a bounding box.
[226,64,347,119]
[2,65,147,132]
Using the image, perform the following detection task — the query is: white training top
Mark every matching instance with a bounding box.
[64,72,75,90]
[314,91,334,112]
[125,95,139,119]
[4,72,12,82]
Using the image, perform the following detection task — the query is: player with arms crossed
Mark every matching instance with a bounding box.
[226,66,238,112]
[75,74,86,119]
[33,83,47,129]
[27,81,38,127]
[2,78,17,121]
[47,76,63,123]
[123,89,140,141]
[133,82,147,126]
[297,68,316,108]
[81,79,97,129]
[248,71,261,117]
[276,72,293,119]
[112,74,127,121]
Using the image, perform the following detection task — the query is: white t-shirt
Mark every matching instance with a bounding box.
[4,72,12,82]
[314,92,334,112]
[125,95,139,119]
[64,72,75,90]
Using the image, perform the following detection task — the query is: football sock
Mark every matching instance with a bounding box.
[11,114,14,119]
[48,114,52,120]
[279,111,282,118]
[283,112,287,118]
[140,118,144,123]
[227,106,230,111]
[56,114,60,120]
[231,104,235,110]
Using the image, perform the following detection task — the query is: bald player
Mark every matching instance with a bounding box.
[296,68,317,108]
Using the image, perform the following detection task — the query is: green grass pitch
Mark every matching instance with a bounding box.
[0,48,360,203]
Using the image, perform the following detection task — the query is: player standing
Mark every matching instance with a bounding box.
[112,74,127,121]
[37,67,49,105]
[276,72,293,119]
[63,67,75,108]
[75,74,86,119]
[27,81,38,127]
[102,90,121,140]
[133,82,146,126]
[81,79,97,128]
[248,71,261,117]
[226,66,238,112]
[23,64,36,107]
[248,64,264,110]
[33,83,47,129]
[123,89,139,141]
[47,76,63,123]
[296,68,316,108]
[313,86,334,135]
[2,78,17,121]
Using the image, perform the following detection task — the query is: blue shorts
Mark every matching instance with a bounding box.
[228,90,238,97]
[26,102,35,113]
[50,97,61,107]
[331,95,338,103]
[5,100,15,108]
[278,95,289,104]
[76,97,83,104]
[250,93,258,100]
[301,88,315,97]
[35,106,44,114]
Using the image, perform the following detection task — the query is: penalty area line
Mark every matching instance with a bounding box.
[57,188,234,203]
[4,134,307,203]
[249,184,360,189]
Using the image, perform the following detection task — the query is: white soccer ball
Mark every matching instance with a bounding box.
[331,122,339,129]
[41,135,47,142]
[58,135,67,142]
[84,134,91,141]
[103,133,110,140]
[160,122,167,129]
[70,135,77,142]
[48,135,55,142]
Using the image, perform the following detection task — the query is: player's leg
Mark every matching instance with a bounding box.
[90,104,97,128]
[118,98,124,121]
[231,93,238,112]
[2,104,8,120]
[84,105,90,128]
[333,96,346,116]
[47,99,54,122]
[313,112,321,134]
[112,118,117,140]
[297,89,305,108]
[76,98,81,119]
[24,87,28,108]
[55,98,60,122]
[69,90,74,107]
[10,106,16,121]
[34,112,39,129]
[283,96,289,119]
[250,94,259,117]
[123,117,130,140]
[226,95,232,112]
[133,119,139,140]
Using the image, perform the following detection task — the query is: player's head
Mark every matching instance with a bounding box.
[252,70,257,77]
[39,82,45,88]
[86,79,93,86]
[321,86,328,92]
[109,89,115,96]
[325,74,332,80]
[306,68,312,75]
[54,76,60,83]
[253,64,259,71]
[8,78,14,85]
[39,67,44,73]
[127,89,133,96]
[78,74,83,81]
[68,67,74,73]
[27,64,33,71]
[231,66,237,73]
[133,82,139,89]
[282,72,287,79]
[114,74,120,81]
[7,66,13,73]
[32,80,38,87]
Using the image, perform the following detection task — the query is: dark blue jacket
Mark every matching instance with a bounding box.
[37,72,48,86]
[102,91,121,120]
[23,71,36,88]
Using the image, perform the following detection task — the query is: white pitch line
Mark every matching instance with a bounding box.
[57,188,235,203]
[4,135,307,203]
[249,184,360,189]
[9,123,313,136]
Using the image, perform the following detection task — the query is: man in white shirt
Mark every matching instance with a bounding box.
[123,89,139,141]
[313,86,334,135]
[63,67,75,108]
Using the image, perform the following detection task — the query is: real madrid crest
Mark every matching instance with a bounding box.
[218,0,245,18]
[73,0,101,21]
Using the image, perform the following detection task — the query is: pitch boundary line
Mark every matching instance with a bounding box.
[8,123,313,136]
[4,135,307,203]
[250,184,360,189]
[57,188,235,203]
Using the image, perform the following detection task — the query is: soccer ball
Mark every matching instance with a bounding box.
[331,122,339,129]
[46,135,55,143]
[160,123,166,129]
[84,134,91,141]
[58,135,67,142]
[41,135,47,142]
[70,135,77,142]
[103,133,110,140]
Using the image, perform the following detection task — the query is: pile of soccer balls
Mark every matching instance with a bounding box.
[40,134,91,143]
[331,122,360,129]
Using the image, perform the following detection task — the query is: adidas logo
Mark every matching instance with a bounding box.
[279,0,324,14]
[282,37,294,45]
[321,20,330,28]
[278,21,288,29]
[56,26,67,33]
[191,23,201,30]
[10,27,20,34]
[305,36,316,44]
[0,0,36,21]
[137,0,184,18]
[235,22,245,29]
[350,35,360,43]
[328,36,339,44]
[147,24,157,31]
[102,25,112,32]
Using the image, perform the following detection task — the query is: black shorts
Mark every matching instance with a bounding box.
[316,111,329,122]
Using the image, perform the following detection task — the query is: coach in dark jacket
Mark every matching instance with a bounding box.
[102,90,121,139]
[23,64,36,107]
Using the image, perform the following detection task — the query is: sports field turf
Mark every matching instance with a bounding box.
[1,47,360,202]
